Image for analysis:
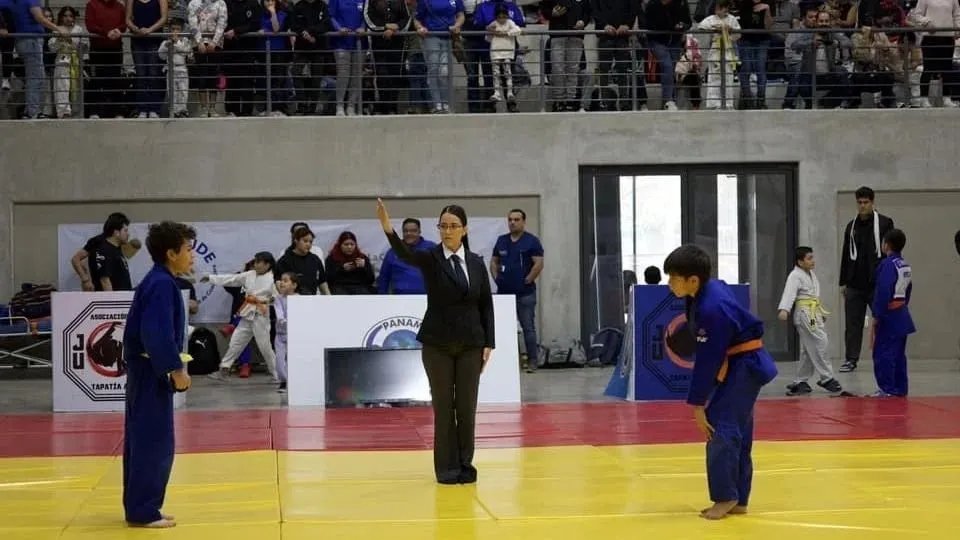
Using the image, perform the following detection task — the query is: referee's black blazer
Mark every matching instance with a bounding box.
[386,231,495,351]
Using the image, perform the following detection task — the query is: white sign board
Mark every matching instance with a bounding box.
[287,294,521,407]
[57,218,509,323]
[52,291,189,413]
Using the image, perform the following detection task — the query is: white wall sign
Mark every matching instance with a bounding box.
[52,291,189,413]
[58,218,509,323]
[287,295,521,408]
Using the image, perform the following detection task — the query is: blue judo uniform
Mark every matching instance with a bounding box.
[871,252,915,397]
[122,264,186,525]
[687,280,778,506]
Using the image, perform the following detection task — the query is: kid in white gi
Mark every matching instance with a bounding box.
[49,7,88,119]
[777,246,843,395]
[696,0,739,110]
[158,18,194,118]
[273,271,299,393]
[486,5,522,104]
[202,251,279,382]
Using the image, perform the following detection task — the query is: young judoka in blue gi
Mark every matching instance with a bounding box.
[663,244,779,520]
[870,228,915,397]
[122,221,197,528]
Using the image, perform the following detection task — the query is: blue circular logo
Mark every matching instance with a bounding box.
[363,316,423,349]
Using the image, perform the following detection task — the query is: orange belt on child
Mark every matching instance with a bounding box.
[887,300,905,310]
[238,295,269,316]
[716,339,763,383]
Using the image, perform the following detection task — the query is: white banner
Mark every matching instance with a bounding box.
[287,294,521,408]
[51,291,189,413]
[58,218,508,323]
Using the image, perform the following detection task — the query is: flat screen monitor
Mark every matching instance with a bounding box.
[324,347,431,408]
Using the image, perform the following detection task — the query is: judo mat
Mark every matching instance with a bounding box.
[2,397,960,539]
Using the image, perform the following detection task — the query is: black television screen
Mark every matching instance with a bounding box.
[324,347,432,408]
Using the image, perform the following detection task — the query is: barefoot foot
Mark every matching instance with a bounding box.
[699,500,739,520]
[129,518,176,528]
[729,505,747,515]
[162,513,175,521]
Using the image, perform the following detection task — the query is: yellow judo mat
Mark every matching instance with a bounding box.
[2,439,958,540]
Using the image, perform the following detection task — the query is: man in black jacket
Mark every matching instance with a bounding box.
[223,0,263,117]
[838,186,895,373]
[290,0,332,114]
[364,0,412,114]
[541,0,591,111]
[645,0,691,110]
[592,0,639,111]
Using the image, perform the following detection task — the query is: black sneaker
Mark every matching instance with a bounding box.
[786,381,813,396]
[817,378,843,393]
[839,361,857,373]
[277,382,287,393]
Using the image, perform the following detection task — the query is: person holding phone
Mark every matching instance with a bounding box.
[376,198,495,485]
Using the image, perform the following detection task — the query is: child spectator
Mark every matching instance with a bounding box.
[698,0,740,110]
[158,18,194,117]
[273,271,299,393]
[201,252,279,382]
[485,5,521,104]
[49,7,88,119]
[325,231,375,294]
[675,33,703,110]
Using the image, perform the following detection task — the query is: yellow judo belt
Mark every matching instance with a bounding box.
[795,298,829,320]
[141,353,194,363]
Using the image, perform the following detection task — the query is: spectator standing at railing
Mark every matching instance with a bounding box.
[403,3,432,113]
[540,0,591,112]
[645,0,691,110]
[473,0,524,111]
[592,0,639,111]
[158,17,193,117]
[10,0,58,119]
[907,0,960,108]
[127,0,168,119]
[329,0,367,116]
[49,6,89,118]
[849,22,898,107]
[0,0,17,93]
[257,0,291,115]
[364,0,412,114]
[782,5,815,109]
[187,0,227,116]
[85,0,128,118]
[791,8,850,108]
[461,0,493,113]
[413,0,465,113]
[289,0,331,115]
[736,0,773,109]
[768,0,800,81]
[221,0,261,116]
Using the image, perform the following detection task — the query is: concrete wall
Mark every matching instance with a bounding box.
[2,111,960,358]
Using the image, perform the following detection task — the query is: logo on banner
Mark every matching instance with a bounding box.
[639,293,693,394]
[61,301,131,401]
[189,236,220,307]
[363,316,422,349]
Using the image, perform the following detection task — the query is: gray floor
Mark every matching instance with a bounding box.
[2,358,959,414]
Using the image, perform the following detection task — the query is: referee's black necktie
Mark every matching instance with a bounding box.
[450,255,468,291]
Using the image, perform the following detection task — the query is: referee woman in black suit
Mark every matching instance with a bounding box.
[377,198,495,485]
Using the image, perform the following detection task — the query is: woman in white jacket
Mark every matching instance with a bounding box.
[49,7,89,119]
[908,0,960,107]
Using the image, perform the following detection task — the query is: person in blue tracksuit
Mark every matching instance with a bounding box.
[377,217,436,294]
[122,221,197,528]
[663,244,778,520]
[870,228,915,397]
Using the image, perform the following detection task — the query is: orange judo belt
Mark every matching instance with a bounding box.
[238,295,269,316]
[716,339,763,383]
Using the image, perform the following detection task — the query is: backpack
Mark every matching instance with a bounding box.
[586,327,624,367]
[187,327,221,375]
[538,338,587,369]
[9,283,56,320]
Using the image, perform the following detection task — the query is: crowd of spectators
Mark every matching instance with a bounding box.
[0,0,957,118]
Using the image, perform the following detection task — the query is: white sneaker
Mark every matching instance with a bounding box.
[88,114,100,119]
[665,101,678,111]
[1,78,10,91]
[943,97,959,108]
[148,112,159,119]
[336,105,345,116]
[490,91,502,102]
[346,106,356,116]
[917,97,933,108]
[137,112,148,118]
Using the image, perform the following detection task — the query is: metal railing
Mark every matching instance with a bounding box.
[1,26,958,119]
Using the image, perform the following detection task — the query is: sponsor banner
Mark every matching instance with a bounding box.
[52,291,189,412]
[287,294,521,407]
[633,284,750,401]
[58,218,508,323]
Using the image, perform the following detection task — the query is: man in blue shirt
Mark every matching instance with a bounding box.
[378,218,436,294]
[490,209,544,371]
[10,0,57,118]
